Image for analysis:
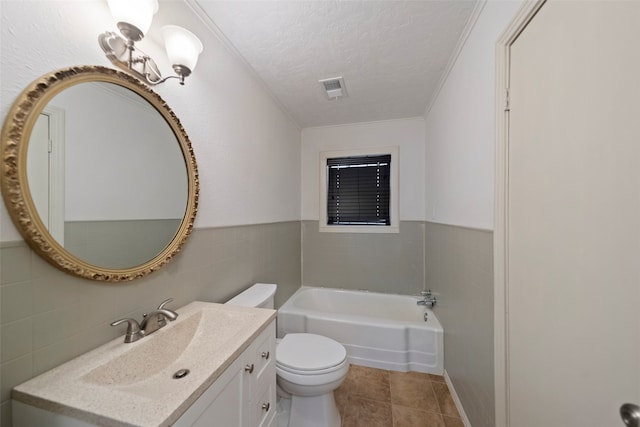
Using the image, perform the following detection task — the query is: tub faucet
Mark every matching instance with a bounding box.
[141,298,179,335]
[417,290,437,308]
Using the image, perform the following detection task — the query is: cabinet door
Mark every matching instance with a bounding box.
[174,320,276,427]
[174,357,249,427]
[189,369,246,427]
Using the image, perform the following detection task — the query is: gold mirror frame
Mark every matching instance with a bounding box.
[1,65,199,282]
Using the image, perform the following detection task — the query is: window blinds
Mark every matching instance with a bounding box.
[326,154,391,226]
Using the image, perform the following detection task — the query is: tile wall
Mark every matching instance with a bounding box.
[302,220,495,427]
[1,220,495,427]
[64,219,182,269]
[425,222,494,427]
[302,220,425,295]
[0,221,301,426]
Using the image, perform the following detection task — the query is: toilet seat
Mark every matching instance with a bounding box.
[276,358,349,389]
[277,359,347,376]
[276,333,347,373]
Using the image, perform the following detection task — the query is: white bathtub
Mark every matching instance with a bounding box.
[277,287,443,374]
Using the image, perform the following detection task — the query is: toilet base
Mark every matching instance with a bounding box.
[288,392,341,427]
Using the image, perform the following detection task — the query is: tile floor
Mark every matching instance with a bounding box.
[334,365,463,427]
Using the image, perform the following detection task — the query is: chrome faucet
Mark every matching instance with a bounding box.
[110,317,144,343]
[140,298,179,335]
[417,290,437,308]
[111,298,178,343]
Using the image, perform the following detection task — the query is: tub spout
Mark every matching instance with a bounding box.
[417,290,437,308]
[417,299,436,308]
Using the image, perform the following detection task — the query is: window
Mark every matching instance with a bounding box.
[320,147,399,233]
[327,154,391,225]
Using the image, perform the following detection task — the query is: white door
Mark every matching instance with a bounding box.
[27,113,51,225]
[504,1,640,426]
[25,108,65,244]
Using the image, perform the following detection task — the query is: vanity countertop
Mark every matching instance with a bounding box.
[12,301,276,427]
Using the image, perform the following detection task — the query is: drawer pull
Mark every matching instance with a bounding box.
[245,364,254,374]
[261,351,270,360]
[262,402,270,412]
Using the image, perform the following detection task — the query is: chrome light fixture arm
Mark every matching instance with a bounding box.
[98,31,181,86]
[99,0,202,86]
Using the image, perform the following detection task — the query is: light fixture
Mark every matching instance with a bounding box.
[98,0,203,86]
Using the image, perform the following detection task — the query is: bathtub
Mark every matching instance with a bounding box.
[277,286,443,374]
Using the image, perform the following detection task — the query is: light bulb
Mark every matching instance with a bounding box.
[107,0,159,39]
[161,25,204,73]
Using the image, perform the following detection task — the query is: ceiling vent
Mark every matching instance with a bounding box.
[319,77,348,100]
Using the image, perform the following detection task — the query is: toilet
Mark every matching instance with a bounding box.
[226,283,349,427]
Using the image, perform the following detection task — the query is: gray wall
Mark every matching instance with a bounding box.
[302,219,495,427]
[0,221,301,426]
[65,219,182,269]
[302,220,425,295]
[425,222,494,427]
[1,219,495,427]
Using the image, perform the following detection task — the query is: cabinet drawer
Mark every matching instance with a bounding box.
[253,323,276,380]
[252,382,275,427]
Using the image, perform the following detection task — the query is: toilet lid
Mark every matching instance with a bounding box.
[277,333,347,372]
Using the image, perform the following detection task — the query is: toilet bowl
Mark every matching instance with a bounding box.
[276,333,348,427]
[226,284,349,427]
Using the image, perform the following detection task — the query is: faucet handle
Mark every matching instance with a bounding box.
[110,318,144,343]
[157,298,174,310]
[156,298,178,320]
[420,290,433,297]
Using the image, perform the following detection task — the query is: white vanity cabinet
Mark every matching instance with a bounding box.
[175,321,276,427]
[12,303,276,427]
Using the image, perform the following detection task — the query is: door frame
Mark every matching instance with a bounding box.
[493,1,546,426]
[42,105,65,244]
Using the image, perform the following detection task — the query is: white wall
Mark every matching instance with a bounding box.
[55,84,186,221]
[424,0,523,230]
[301,117,425,221]
[421,2,525,426]
[0,0,301,241]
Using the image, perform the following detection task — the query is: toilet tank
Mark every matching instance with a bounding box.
[225,283,277,309]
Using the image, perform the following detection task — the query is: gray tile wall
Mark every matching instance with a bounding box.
[0,221,301,426]
[425,222,494,427]
[301,220,425,295]
[1,220,494,427]
[302,220,495,427]
[65,219,182,269]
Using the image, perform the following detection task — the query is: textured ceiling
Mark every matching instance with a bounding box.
[190,1,478,127]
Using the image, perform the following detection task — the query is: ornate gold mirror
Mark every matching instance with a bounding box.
[1,66,198,281]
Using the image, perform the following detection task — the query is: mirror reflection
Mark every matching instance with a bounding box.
[26,82,188,269]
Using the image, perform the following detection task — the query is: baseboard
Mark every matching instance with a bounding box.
[444,370,472,427]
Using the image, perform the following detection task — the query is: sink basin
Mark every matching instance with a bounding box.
[12,301,276,427]
[83,311,202,386]
[83,308,250,388]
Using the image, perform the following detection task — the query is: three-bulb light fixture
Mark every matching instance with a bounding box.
[98,0,203,86]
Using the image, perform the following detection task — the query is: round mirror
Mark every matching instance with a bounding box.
[1,66,199,281]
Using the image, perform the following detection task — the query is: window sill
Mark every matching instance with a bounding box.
[319,224,399,234]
